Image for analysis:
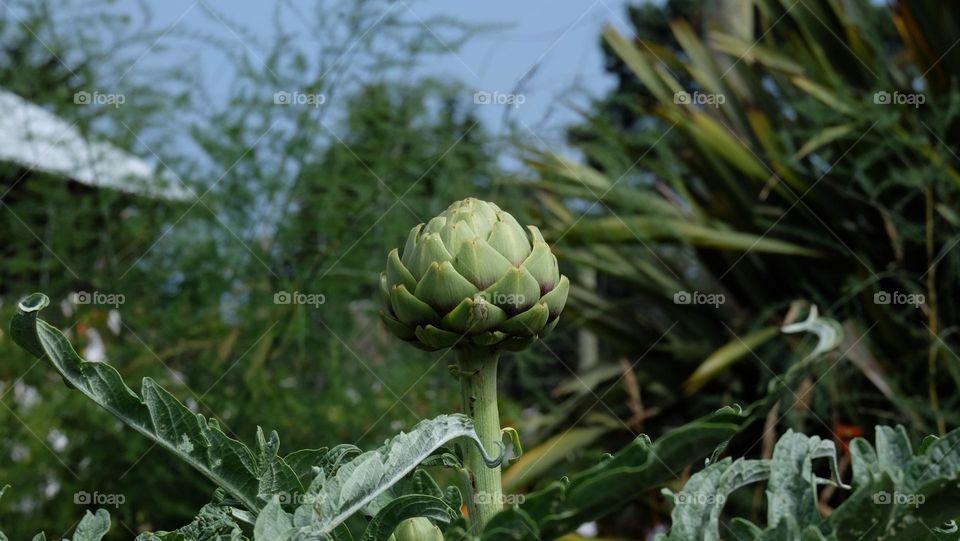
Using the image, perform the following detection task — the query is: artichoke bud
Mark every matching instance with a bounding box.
[380,198,568,351]
[388,517,443,541]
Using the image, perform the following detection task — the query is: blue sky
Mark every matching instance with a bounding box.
[409,1,635,139]
[136,0,636,149]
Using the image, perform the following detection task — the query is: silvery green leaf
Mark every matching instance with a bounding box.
[10,293,302,512]
[767,431,845,529]
[661,457,769,541]
[360,495,456,541]
[254,499,294,541]
[520,404,752,539]
[655,423,960,540]
[66,510,111,541]
[294,414,499,536]
[780,305,843,363]
[136,501,247,540]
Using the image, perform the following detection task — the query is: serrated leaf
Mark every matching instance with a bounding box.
[658,423,960,540]
[65,510,111,541]
[360,495,456,541]
[419,451,462,470]
[727,517,763,540]
[767,432,842,530]
[254,499,294,541]
[283,448,330,482]
[521,405,753,539]
[781,305,844,364]
[320,445,363,477]
[281,415,499,536]
[876,426,913,485]
[136,500,247,540]
[10,293,302,512]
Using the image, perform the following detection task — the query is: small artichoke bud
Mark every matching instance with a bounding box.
[379,198,568,352]
[388,517,444,541]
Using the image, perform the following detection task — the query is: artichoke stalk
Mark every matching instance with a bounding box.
[379,198,568,532]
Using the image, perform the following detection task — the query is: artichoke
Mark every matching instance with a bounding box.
[379,198,568,352]
[388,517,443,541]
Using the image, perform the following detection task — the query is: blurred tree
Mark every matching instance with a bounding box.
[0,0,501,537]
[516,1,960,535]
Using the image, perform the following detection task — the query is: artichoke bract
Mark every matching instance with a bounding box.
[379,198,568,352]
[388,517,443,541]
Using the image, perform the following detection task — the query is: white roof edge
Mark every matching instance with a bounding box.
[0,88,192,202]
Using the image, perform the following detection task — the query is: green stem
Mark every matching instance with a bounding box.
[456,347,502,532]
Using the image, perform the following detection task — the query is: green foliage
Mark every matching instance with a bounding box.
[0,485,111,541]
[0,0,500,536]
[6,0,960,538]
[11,293,305,513]
[9,292,500,539]
[364,498,451,541]
[529,0,960,450]
[281,415,497,536]
[0,1,204,531]
[17,287,960,540]
[661,426,960,540]
[136,497,246,540]
[477,404,754,539]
